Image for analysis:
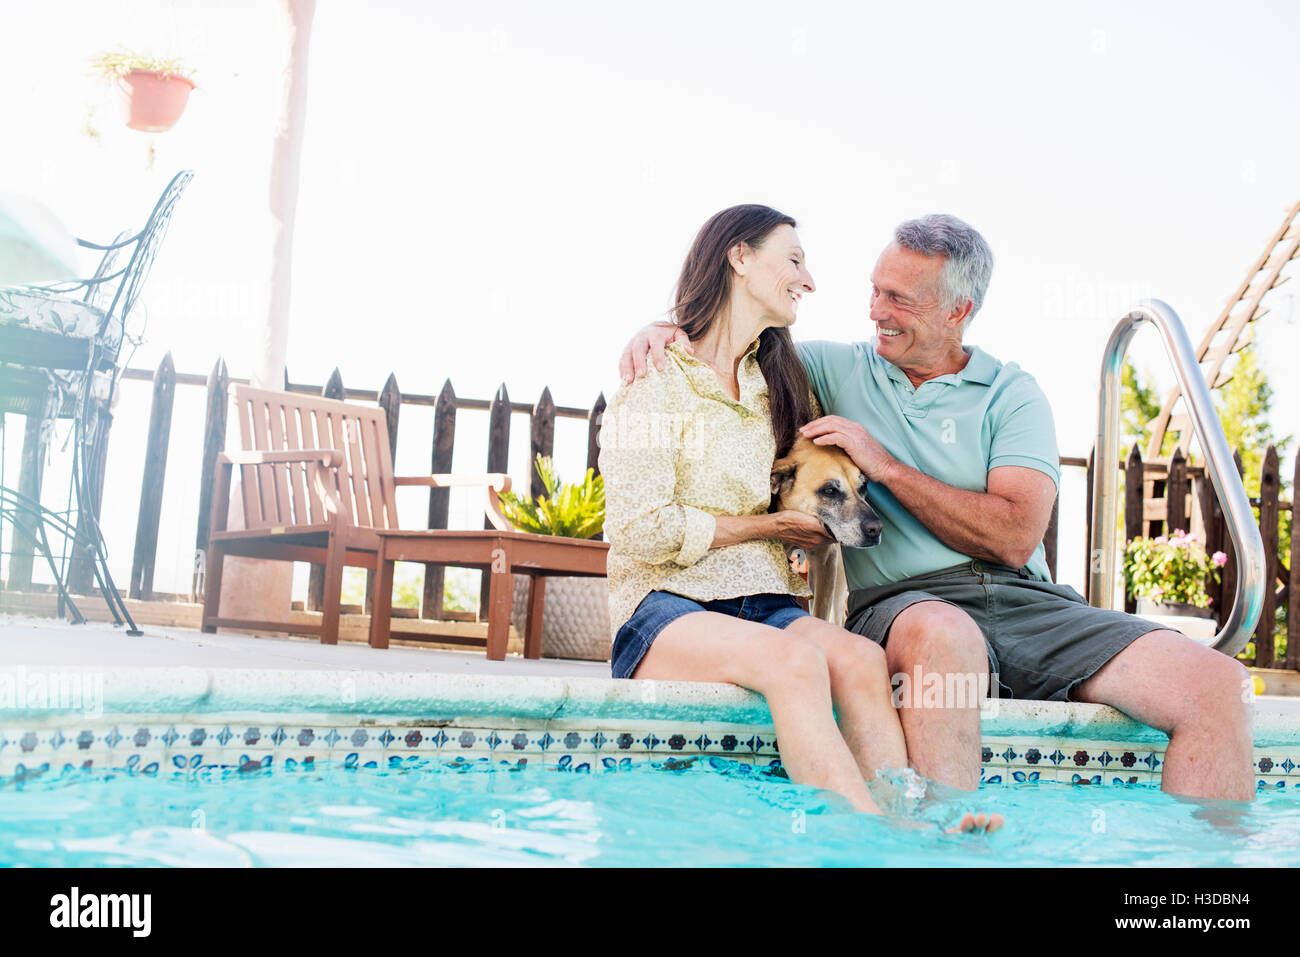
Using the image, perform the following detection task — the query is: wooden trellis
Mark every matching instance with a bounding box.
[1146,198,1300,459]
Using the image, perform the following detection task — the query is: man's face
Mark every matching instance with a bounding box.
[868,242,963,373]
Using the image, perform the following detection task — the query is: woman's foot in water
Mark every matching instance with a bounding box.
[947,812,1004,834]
[869,767,1006,834]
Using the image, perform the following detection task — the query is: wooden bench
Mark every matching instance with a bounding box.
[201,385,608,657]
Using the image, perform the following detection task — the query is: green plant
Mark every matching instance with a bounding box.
[1123,530,1226,608]
[90,49,196,82]
[498,456,604,539]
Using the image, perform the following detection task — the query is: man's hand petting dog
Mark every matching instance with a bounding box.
[800,415,899,484]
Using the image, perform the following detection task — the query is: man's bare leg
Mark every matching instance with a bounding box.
[1072,630,1254,802]
[879,601,988,791]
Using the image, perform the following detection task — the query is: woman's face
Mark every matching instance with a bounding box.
[731,224,816,327]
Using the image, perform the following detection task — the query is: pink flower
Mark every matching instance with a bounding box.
[1154,535,1167,545]
[1212,551,1227,567]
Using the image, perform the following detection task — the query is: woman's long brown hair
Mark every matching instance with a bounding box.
[672,204,813,456]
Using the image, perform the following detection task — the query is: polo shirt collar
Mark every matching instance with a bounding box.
[958,346,998,385]
[882,345,998,388]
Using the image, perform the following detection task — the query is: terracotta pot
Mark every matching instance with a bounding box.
[116,69,195,132]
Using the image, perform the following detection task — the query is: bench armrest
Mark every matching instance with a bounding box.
[393,473,513,531]
[219,449,345,468]
[393,473,511,492]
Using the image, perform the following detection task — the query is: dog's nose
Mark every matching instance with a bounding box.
[861,516,883,542]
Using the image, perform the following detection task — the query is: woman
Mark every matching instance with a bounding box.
[600,204,996,827]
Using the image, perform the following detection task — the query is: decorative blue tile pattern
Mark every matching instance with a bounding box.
[4,719,1299,790]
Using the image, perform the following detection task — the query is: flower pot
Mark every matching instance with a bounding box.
[510,575,611,661]
[116,69,195,132]
[1135,598,1217,645]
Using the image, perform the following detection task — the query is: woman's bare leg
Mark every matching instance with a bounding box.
[782,617,908,780]
[784,617,1003,835]
[633,611,882,814]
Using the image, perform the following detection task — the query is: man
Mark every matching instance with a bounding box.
[620,213,1253,802]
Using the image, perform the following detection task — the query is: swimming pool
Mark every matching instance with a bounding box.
[4,758,1298,867]
[2,667,1298,866]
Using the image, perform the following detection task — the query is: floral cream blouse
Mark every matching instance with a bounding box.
[599,340,811,638]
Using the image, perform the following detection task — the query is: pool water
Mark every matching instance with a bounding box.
[2,757,1297,867]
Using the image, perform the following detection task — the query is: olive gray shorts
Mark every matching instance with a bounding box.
[844,561,1169,702]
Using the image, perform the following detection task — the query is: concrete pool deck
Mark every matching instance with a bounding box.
[0,613,610,678]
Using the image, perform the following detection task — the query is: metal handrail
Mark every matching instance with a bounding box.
[1088,299,1266,655]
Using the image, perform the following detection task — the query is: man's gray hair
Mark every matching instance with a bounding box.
[893,214,994,331]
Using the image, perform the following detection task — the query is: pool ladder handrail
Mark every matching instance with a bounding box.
[1088,299,1266,656]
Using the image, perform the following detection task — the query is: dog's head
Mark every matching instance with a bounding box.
[771,434,883,547]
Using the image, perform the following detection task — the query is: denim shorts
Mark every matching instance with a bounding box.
[611,591,810,679]
[844,561,1164,702]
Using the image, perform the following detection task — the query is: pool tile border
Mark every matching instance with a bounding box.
[3,716,1299,792]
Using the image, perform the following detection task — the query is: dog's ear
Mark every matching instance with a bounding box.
[770,457,798,497]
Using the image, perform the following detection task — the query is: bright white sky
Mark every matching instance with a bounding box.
[2,0,1297,596]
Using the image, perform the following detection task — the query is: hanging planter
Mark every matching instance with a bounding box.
[90,51,197,133]
[115,69,195,132]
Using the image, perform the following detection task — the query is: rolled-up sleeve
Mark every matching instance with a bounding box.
[598,366,717,567]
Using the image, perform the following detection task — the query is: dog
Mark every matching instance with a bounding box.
[770,434,883,626]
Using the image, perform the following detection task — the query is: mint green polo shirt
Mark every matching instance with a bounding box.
[797,339,1060,589]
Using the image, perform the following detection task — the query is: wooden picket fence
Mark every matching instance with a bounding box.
[1,355,605,622]
[1082,443,1297,668]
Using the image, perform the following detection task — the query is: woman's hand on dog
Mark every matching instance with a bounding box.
[712,512,832,550]
[619,321,692,384]
[765,510,835,548]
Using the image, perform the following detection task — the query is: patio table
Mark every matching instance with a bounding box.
[368,529,609,660]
